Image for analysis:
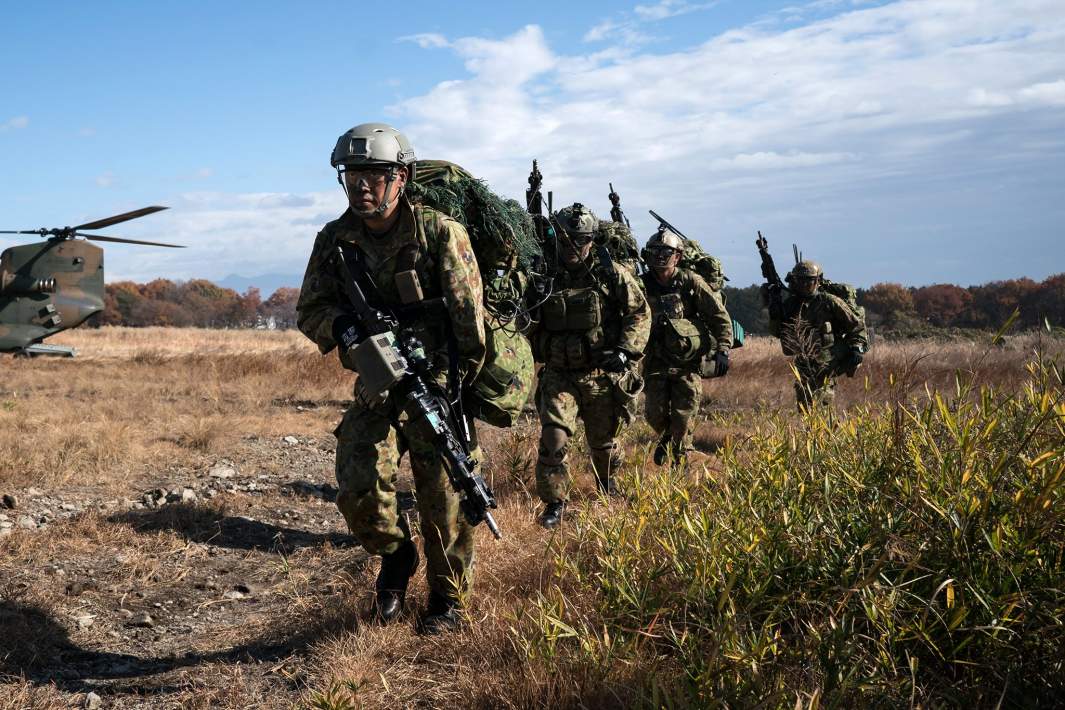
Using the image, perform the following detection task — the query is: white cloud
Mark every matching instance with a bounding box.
[585,0,716,44]
[104,189,347,283]
[110,1,1065,287]
[398,32,450,49]
[967,88,1013,107]
[95,172,115,188]
[389,0,1065,286]
[1018,78,1065,106]
[0,116,29,131]
[633,0,717,21]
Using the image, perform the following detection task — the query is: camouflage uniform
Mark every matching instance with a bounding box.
[766,290,867,407]
[532,257,650,503]
[297,197,486,599]
[641,268,732,456]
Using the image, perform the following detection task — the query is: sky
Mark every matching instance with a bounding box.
[2,0,1063,290]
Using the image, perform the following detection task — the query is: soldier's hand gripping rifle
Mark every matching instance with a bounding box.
[756,231,787,321]
[608,183,630,228]
[334,245,502,540]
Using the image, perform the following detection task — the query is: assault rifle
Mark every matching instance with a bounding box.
[648,209,692,242]
[335,245,502,539]
[607,183,630,228]
[756,231,785,291]
[756,231,788,321]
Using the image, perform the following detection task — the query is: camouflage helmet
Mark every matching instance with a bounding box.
[556,203,598,236]
[646,226,684,252]
[789,260,823,281]
[331,123,416,169]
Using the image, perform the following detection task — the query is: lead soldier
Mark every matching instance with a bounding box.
[297,123,486,633]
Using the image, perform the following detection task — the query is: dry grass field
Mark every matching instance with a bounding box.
[1,327,1061,708]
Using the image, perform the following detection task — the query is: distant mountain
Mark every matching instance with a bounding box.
[218,273,303,296]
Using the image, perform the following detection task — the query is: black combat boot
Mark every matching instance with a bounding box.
[595,475,620,497]
[372,539,418,623]
[653,433,671,466]
[538,501,566,529]
[419,591,462,635]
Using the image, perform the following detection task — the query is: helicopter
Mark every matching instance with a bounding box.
[1,206,184,357]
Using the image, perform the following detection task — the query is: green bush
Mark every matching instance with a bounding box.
[519,356,1065,707]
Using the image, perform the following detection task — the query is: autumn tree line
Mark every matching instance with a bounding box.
[97,273,1065,336]
[724,273,1065,336]
[97,280,298,329]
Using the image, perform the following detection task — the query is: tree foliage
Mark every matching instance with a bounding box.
[95,279,296,328]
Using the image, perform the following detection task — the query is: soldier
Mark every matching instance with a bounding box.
[296,123,486,634]
[762,260,867,408]
[532,203,650,529]
[641,227,733,467]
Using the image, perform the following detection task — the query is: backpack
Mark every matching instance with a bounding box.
[821,278,867,326]
[679,240,727,292]
[407,160,538,427]
[596,220,642,276]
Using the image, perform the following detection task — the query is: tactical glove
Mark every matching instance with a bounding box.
[846,347,864,370]
[600,350,629,373]
[331,313,364,354]
[713,350,730,377]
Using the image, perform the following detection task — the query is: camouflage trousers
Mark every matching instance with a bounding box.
[643,365,701,452]
[534,366,641,504]
[794,362,836,409]
[334,385,477,599]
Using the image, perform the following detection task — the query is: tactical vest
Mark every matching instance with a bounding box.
[778,294,851,366]
[350,205,535,428]
[643,272,713,367]
[536,257,631,370]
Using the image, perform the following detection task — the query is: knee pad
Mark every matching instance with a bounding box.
[538,426,569,466]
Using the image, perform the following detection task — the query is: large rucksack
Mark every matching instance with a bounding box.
[679,239,727,292]
[821,278,867,326]
[407,160,538,428]
[596,220,643,276]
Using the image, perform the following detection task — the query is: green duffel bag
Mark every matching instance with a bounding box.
[466,323,535,428]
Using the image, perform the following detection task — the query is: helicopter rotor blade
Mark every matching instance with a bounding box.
[73,206,169,232]
[0,229,49,235]
[75,232,186,248]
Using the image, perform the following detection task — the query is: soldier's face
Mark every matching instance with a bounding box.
[648,245,681,272]
[343,165,407,218]
[794,276,819,297]
[561,232,594,268]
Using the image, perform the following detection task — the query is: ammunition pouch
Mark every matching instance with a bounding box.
[543,288,603,332]
[539,287,606,370]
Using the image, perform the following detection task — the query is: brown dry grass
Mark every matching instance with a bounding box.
[1,327,349,489]
[1,326,1058,708]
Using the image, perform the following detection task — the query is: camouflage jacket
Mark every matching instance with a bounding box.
[296,197,486,380]
[531,255,650,368]
[642,267,732,368]
[768,290,867,367]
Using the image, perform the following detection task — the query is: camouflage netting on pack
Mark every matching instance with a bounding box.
[409,160,537,426]
[409,160,540,271]
[597,220,642,274]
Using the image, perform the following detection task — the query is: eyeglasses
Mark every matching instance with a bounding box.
[340,167,393,186]
[647,246,680,257]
